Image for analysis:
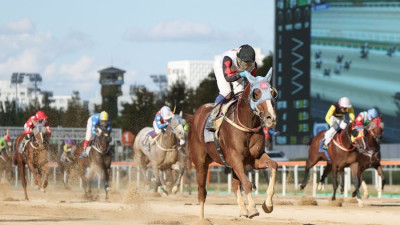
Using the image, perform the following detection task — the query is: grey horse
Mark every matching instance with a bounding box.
[134,115,186,195]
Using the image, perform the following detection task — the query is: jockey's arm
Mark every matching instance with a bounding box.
[222,56,242,82]
[106,121,112,135]
[348,107,355,122]
[155,114,167,129]
[325,105,336,125]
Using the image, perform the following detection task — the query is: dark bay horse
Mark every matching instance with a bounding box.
[0,141,13,183]
[76,129,112,200]
[14,123,50,200]
[300,121,365,206]
[187,72,278,218]
[357,116,385,198]
[134,116,186,195]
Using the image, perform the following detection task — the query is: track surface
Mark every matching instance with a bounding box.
[1,182,399,225]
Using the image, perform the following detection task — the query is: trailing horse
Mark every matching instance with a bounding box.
[76,128,112,200]
[317,116,385,199]
[300,121,365,206]
[14,122,50,200]
[187,72,278,218]
[58,144,78,189]
[134,116,186,195]
[0,141,13,183]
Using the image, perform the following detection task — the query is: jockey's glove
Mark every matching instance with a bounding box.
[239,71,251,78]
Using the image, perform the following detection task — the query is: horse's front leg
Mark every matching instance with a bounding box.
[350,163,363,207]
[254,153,277,214]
[26,159,41,189]
[231,162,259,218]
[331,166,339,201]
[86,166,96,200]
[376,165,386,191]
[40,162,50,192]
[231,173,249,218]
[172,164,185,194]
[103,165,111,200]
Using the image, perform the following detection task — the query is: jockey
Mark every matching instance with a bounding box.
[80,111,111,158]
[19,110,51,153]
[353,108,379,140]
[322,97,355,150]
[61,138,76,163]
[142,106,174,151]
[153,106,174,134]
[205,44,258,131]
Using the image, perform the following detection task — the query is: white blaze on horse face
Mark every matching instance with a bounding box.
[266,100,276,121]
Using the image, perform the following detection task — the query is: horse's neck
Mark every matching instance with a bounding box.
[234,88,260,129]
[366,130,379,150]
[338,126,353,148]
[161,129,177,146]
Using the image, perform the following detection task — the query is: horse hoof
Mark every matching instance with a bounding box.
[172,186,178,194]
[317,183,323,191]
[299,184,305,190]
[262,202,273,213]
[363,193,369,199]
[248,209,259,219]
[239,212,248,218]
[106,187,111,191]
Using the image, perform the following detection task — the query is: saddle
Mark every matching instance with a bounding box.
[213,98,239,138]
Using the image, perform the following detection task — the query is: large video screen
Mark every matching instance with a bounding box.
[310,1,400,143]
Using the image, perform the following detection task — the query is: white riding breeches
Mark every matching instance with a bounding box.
[324,116,347,145]
[214,60,244,97]
[85,117,93,142]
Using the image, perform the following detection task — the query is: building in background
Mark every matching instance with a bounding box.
[50,95,72,111]
[167,60,213,90]
[0,80,45,109]
[98,67,125,120]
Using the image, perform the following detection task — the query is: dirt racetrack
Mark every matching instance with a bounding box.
[0,182,399,225]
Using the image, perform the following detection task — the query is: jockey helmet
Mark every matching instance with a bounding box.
[237,44,255,70]
[160,106,174,120]
[35,110,48,121]
[338,97,352,108]
[100,111,109,121]
[66,138,73,145]
[367,108,378,120]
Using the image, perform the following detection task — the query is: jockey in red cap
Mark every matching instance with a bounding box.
[19,110,51,153]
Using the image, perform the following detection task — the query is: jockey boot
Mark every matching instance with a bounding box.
[19,136,30,154]
[79,140,90,158]
[79,147,90,158]
[322,144,328,150]
[205,104,219,131]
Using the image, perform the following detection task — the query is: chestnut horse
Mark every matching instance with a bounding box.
[300,121,364,206]
[75,129,112,200]
[187,72,278,218]
[14,123,50,200]
[0,141,13,183]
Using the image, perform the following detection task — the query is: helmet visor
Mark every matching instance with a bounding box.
[237,58,255,71]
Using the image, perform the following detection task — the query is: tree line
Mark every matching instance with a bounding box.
[0,55,272,136]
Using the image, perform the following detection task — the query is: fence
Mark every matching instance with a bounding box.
[5,161,400,198]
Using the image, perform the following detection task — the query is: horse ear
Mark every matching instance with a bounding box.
[245,72,257,84]
[265,68,273,83]
[179,111,183,117]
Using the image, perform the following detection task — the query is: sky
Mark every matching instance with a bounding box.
[0,0,275,102]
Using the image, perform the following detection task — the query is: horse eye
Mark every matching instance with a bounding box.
[270,87,278,99]
[252,89,260,101]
